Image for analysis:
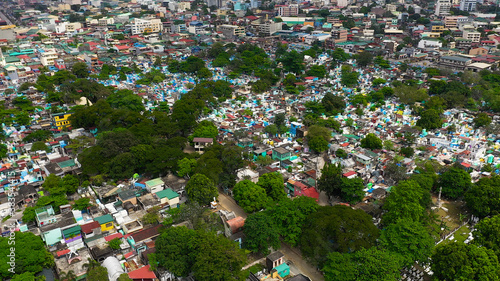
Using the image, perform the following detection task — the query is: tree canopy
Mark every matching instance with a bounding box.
[438,167,472,199]
[243,211,281,255]
[465,176,500,218]
[185,173,218,205]
[232,180,269,213]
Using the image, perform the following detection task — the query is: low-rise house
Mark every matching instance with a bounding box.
[154,188,180,208]
[128,265,157,281]
[80,221,101,238]
[272,147,292,162]
[94,214,115,233]
[145,178,164,194]
[35,205,57,226]
[61,224,84,249]
[127,225,162,255]
[193,137,213,152]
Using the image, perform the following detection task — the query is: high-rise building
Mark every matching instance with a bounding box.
[459,0,476,11]
[130,18,163,35]
[435,0,451,16]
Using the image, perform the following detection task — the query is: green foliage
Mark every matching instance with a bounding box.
[22,207,36,223]
[0,232,54,279]
[31,141,50,152]
[106,89,145,112]
[108,238,122,250]
[243,212,281,255]
[339,177,365,204]
[360,133,382,150]
[257,172,286,201]
[473,214,500,258]
[233,180,269,213]
[185,173,218,205]
[300,205,380,266]
[431,242,500,281]
[340,67,359,87]
[439,167,472,199]
[335,149,348,159]
[278,50,304,74]
[23,130,53,143]
[400,146,414,157]
[86,266,108,281]
[323,248,403,281]
[382,180,430,225]
[309,136,329,153]
[72,62,89,78]
[379,220,434,266]
[72,197,91,211]
[465,176,500,218]
[156,227,247,280]
[356,51,373,67]
[317,163,343,200]
[266,196,319,247]
[306,65,327,78]
[117,273,132,281]
[473,112,492,128]
[330,48,350,66]
[190,120,218,141]
[177,157,197,178]
[417,109,442,130]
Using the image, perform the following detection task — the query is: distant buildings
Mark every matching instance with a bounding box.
[435,0,452,16]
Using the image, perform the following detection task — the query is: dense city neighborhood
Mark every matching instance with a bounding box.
[0,0,500,280]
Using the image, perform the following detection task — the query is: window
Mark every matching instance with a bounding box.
[105,222,113,228]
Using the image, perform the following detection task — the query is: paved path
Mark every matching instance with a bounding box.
[218,192,324,280]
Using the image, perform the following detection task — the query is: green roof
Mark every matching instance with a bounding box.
[57,159,76,169]
[145,178,164,188]
[95,214,113,225]
[156,188,179,200]
[343,134,361,140]
[62,225,81,237]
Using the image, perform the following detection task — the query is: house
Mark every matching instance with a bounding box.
[154,188,180,207]
[144,178,164,194]
[128,265,157,281]
[224,216,245,238]
[127,225,162,255]
[35,205,57,226]
[80,221,101,238]
[118,189,138,209]
[272,147,291,162]
[137,193,161,211]
[52,112,72,131]
[193,137,213,152]
[62,225,84,249]
[94,214,115,233]
[14,184,38,209]
[266,251,290,279]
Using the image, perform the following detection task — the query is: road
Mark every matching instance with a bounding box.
[0,11,13,25]
[218,192,325,281]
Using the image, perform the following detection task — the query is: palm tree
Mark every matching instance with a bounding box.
[58,270,77,281]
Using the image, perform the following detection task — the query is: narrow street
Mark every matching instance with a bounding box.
[218,192,324,280]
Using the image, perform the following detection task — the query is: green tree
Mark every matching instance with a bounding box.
[106,89,145,112]
[339,177,365,204]
[309,135,329,153]
[321,92,346,115]
[31,141,49,152]
[117,273,132,281]
[86,266,108,281]
[473,214,500,257]
[473,112,492,128]
[72,197,91,211]
[177,157,197,179]
[439,167,472,199]
[108,238,122,250]
[264,124,278,136]
[266,196,319,246]
[335,149,348,159]
[400,146,414,157]
[155,226,197,277]
[11,272,45,281]
[0,232,54,279]
[379,220,434,266]
[317,163,343,200]
[72,62,89,78]
[331,48,350,66]
[185,174,218,206]
[257,172,286,201]
[22,206,36,223]
[300,205,380,266]
[431,242,500,281]
[323,248,403,281]
[382,180,430,225]
[190,120,218,141]
[306,65,327,78]
[417,109,442,130]
[233,180,269,213]
[360,133,382,150]
[243,212,281,255]
[356,51,373,67]
[465,176,500,218]
[279,50,304,74]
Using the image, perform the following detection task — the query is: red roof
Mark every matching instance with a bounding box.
[128,265,157,280]
[341,142,349,147]
[461,162,471,168]
[130,225,162,243]
[105,232,123,242]
[57,249,70,257]
[80,221,100,234]
[124,251,136,259]
[343,171,357,177]
[226,217,245,234]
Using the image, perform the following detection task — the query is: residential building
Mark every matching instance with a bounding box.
[145,178,164,194]
[459,0,476,11]
[130,18,163,35]
[463,30,481,43]
[94,214,115,233]
[188,21,204,34]
[331,28,348,43]
[437,55,473,70]
[218,25,245,38]
[154,188,180,207]
[193,137,213,152]
[52,112,72,131]
[276,4,299,17]
[35,205,57,226]
[40,51,58,66]
[435,0,451,16]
